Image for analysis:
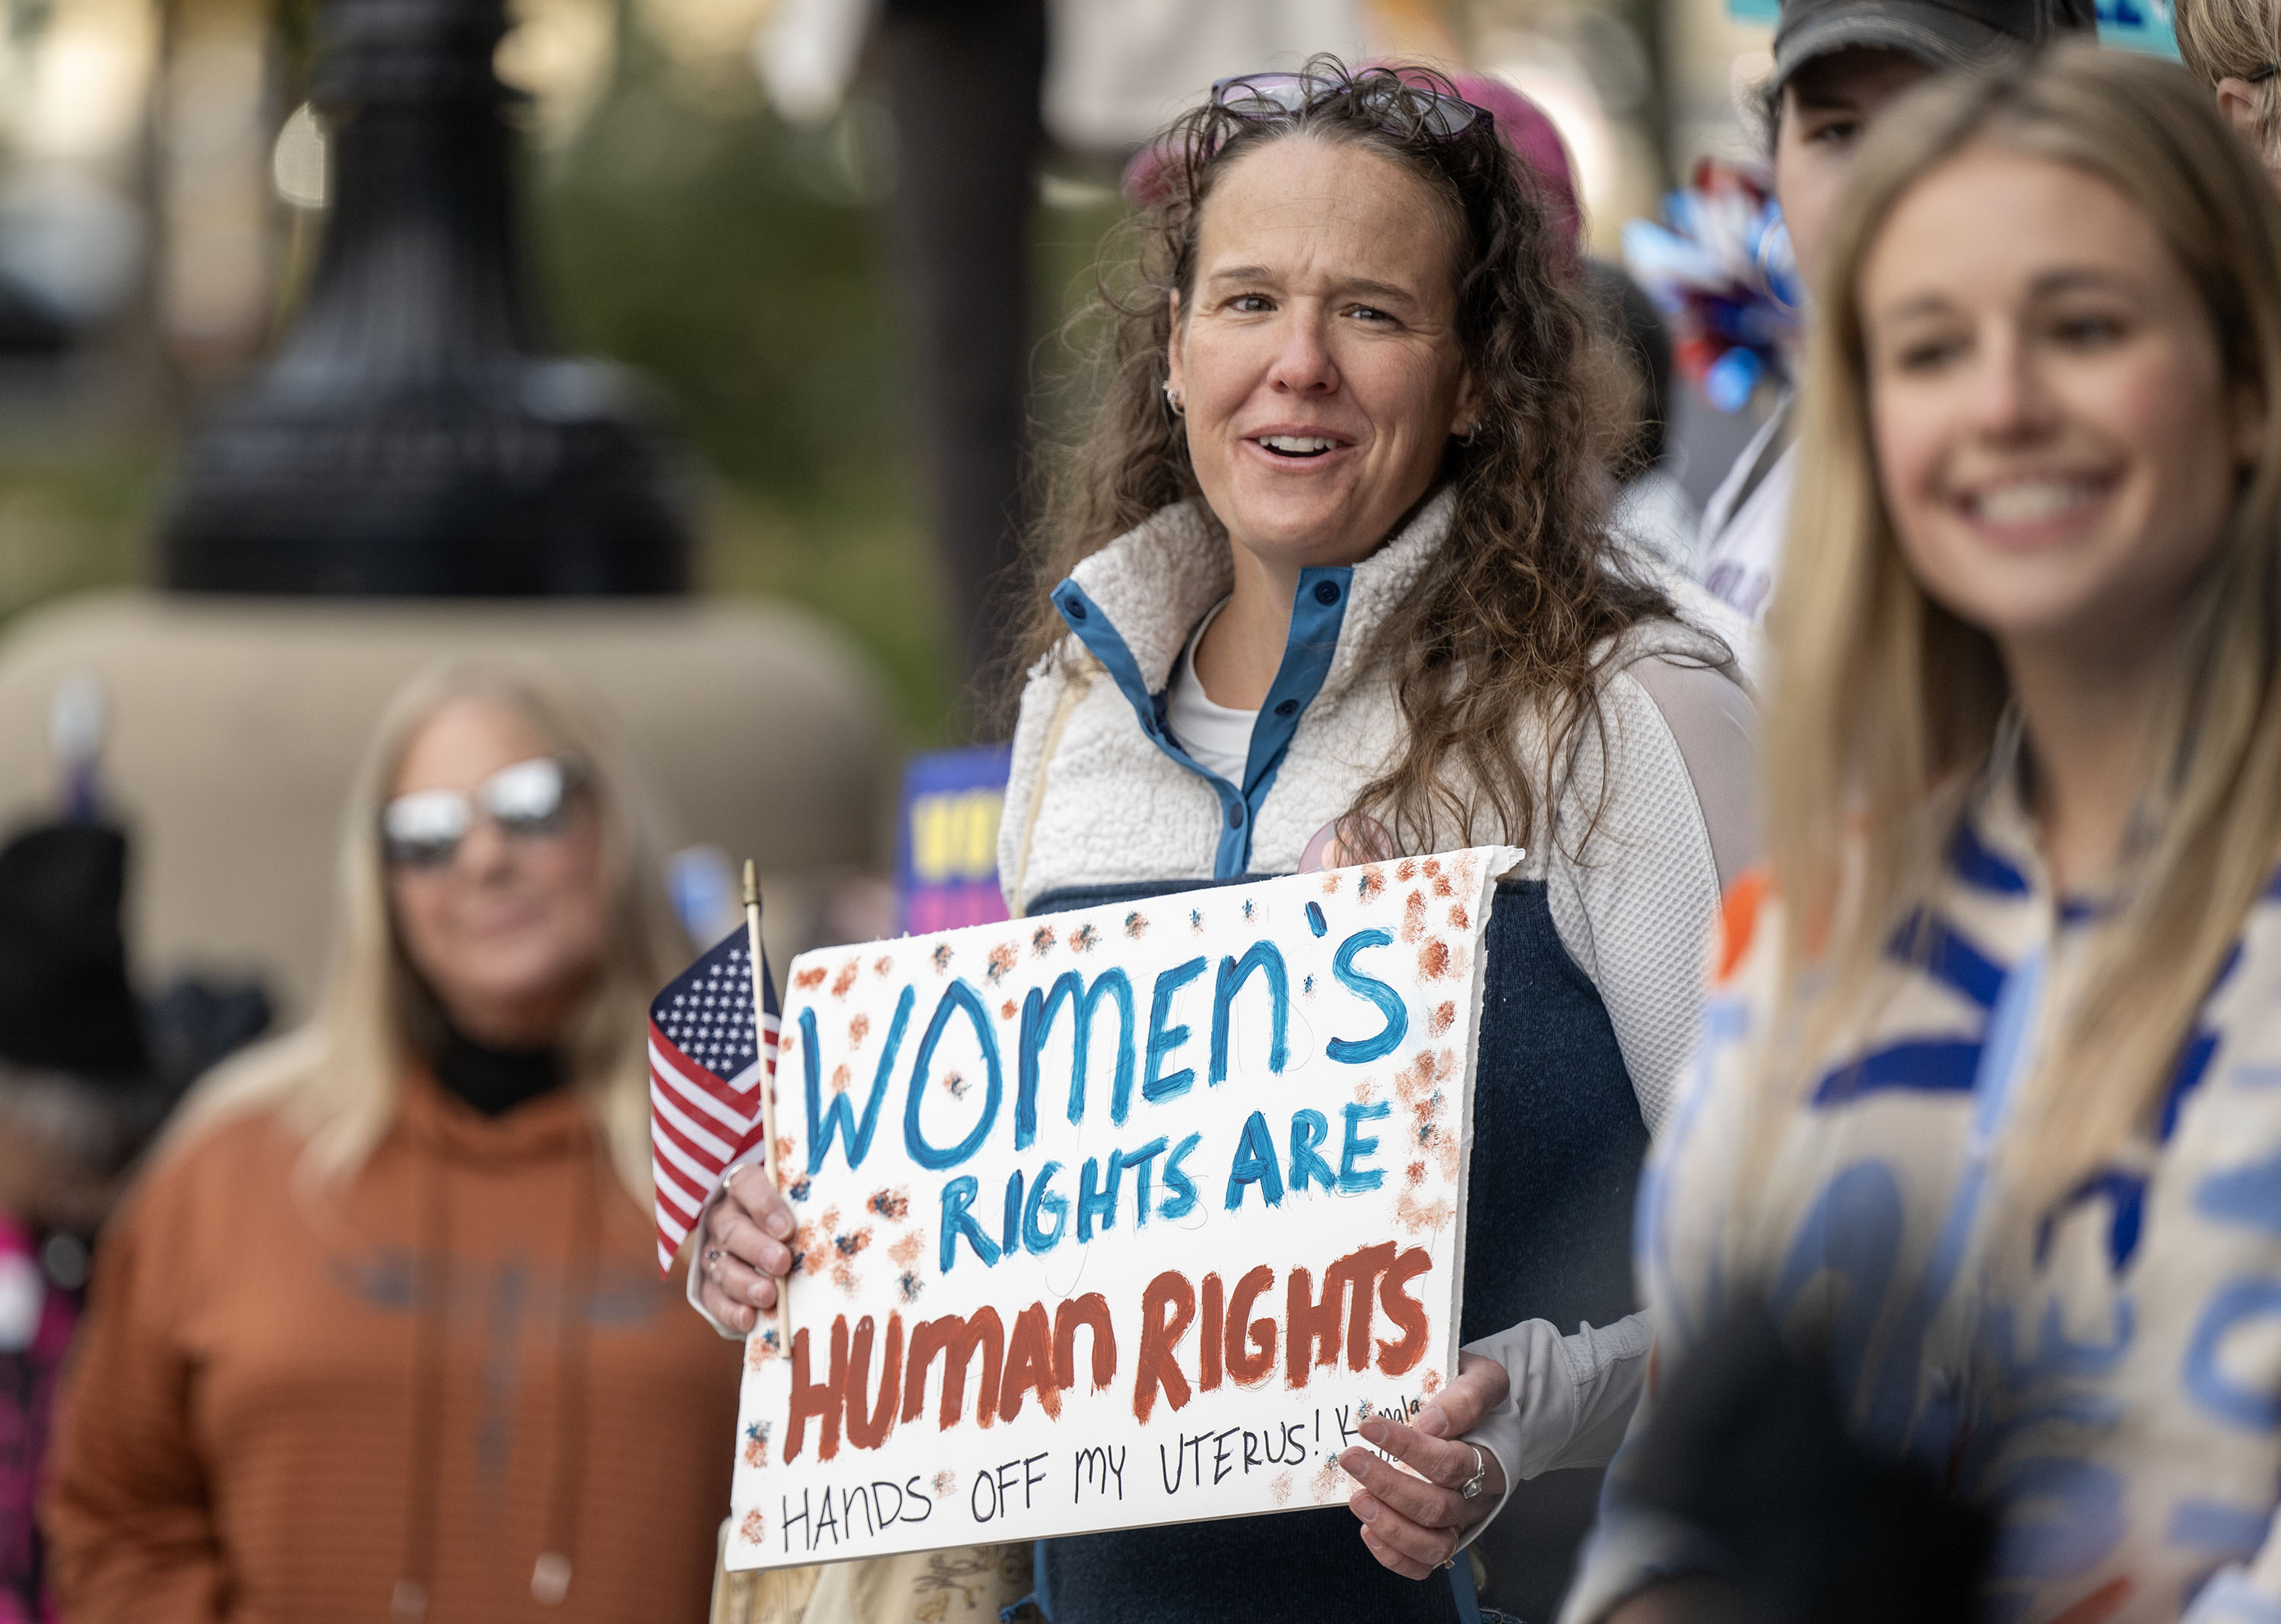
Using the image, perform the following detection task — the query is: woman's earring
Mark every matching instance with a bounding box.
[1163,383,1185,417]
[1457,421,1480,447]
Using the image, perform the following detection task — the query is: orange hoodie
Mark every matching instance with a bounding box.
[43,1072,740,1623]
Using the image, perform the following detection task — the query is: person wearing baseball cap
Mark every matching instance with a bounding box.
[1693,0,2096,623]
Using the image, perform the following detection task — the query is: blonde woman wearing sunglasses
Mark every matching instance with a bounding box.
[44,658,740,1622]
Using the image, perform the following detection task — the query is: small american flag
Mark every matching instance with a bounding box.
[648,924,780,1274]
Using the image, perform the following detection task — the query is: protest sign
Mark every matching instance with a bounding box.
[722,846,1522,1570]
[897,745,1013,936]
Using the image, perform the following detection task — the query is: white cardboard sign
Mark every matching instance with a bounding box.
[724,847,1521,1570]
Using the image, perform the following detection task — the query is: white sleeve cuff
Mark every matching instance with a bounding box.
[1453,1312,1654,1550]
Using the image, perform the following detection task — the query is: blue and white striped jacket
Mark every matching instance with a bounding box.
[1567,772,2281,1624]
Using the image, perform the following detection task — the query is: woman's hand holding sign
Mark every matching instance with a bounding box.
[696,1165,798,1333]
[1341,1352,1511,1579]
[699,852,1529,1571]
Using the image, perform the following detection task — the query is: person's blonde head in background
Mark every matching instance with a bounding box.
[179,658,690,1200]
[1765,43,2281,1232]
[2175,0,2281,182]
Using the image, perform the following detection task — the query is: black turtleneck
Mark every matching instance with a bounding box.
[433,1023,563,1118]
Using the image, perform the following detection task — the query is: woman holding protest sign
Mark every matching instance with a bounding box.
[45,660,740,1622]
[1565,46,2281,1624]
[696,57,1756,1624]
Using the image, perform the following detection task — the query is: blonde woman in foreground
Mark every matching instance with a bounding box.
[43,661,739,1622]
[1566,45,2281,1624]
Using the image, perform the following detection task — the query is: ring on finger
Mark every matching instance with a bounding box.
[1458,1442,1489,1501]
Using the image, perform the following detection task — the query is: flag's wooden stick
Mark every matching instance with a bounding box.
[742,860,792,1356]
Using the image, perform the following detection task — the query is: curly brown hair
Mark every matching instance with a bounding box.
[1020,58,1687,853]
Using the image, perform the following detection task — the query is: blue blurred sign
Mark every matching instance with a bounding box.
[2094,0,2181,55]
[896,744,1014,935]
[1723,0,2176,55]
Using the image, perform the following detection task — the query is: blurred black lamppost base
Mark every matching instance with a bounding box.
[0,0,890,1046]
[157,0,693,596]
[0,0,896,1015]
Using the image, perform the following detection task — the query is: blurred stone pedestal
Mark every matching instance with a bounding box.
[0,592,893,1018]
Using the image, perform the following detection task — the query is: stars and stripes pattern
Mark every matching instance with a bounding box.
[648,923,779,1274]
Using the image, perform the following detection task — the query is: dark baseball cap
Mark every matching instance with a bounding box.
[1772,0,2096,90]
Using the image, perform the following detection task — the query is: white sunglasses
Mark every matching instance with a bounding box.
[381,758,581,868]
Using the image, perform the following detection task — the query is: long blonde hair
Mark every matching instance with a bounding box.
[174,657,692,1201]
[2175,0,2281,159]
[1768,44,2281,1224]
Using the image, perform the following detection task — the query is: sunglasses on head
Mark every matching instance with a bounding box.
[382,757,580,868]
[1206,71,1488,149]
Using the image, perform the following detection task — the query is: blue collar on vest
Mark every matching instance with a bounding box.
[1052,568,1353,880]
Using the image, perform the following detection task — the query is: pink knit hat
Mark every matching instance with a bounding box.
[1442,70,1583,256]
[1120,67,1585,265]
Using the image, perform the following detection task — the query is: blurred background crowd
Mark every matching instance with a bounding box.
[0,0,1889,738]
[0,0,2170,988]
[0,0,1930,1086]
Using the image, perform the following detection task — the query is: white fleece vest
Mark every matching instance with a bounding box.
[998,490,1759,1131]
